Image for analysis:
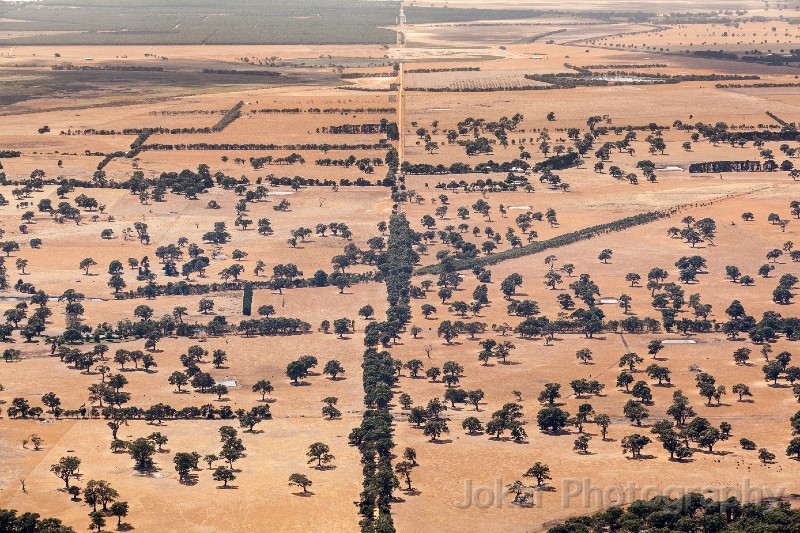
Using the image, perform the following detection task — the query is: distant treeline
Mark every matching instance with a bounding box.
[693,50,739,60]
[202,69,281,77]
[582,63,667,69]
[766,111,790,127]
[400,159,530,175]
[526,72,760,88]
[701,129,800,143]
[0,172,395,191]
[249,153,305,168]
[525,74,618,88]
[533,152,581,172]
[717,82,800,89]
[315,156,383,170]
[406,67,480,73]
[406,85,556,92]
[114,274,375,300]
[0,509,74,533]
[340,72,395,79]
[96,151,123,171]
[0,151,21,158]
[265,175,392,187]
[97,130,154,169]
[693,49,800,66]
[148,110,225,116]
[740,55,798,66]
[606,72,759,82]
[337,86,397,92]
[71,102,243,142]
[251,107,396,114]
[432,179,522,192]
[51,64,164,72]
[64,127,215,136]
[140,142,389,152]
[324,123,394,135]
[689,160,780,173]
[211,101,244,132]
[126,131,153,159]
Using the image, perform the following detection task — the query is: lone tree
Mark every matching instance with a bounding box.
[213,466,236,488]
[423,419,450,442]
[619,352,644,372]
[110,501,129,528]
[647,340,664,359]
[88,511,105,533]
[289,473,313,493]
[733,348,752,365]
[576,348,593,364]
[624,400,650,426]
[322,397,341,420]
[537,407,569,432]
[128,437,156,470]
[732,383,753,401]
[306,442,335,468]
[252,379,274,401]
[173,452,199,483]
[462,416,484,434]
[80,258,97,275]
[621,434,652,458]
[787,437,800,459]
[595,414,611,440]
[286,360,307,384]
[169,371,188,392]
[523,462,551,486]
[395,461,414,491]
[598,249,613,264]
[574,435,592,454]
[759,448,776,464]
[323,360,345,380]
[538,383,561,405]
[51,455,81,489]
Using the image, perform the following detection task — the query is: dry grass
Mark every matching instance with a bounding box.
[2,11,800,533]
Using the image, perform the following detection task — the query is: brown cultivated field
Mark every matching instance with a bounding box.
[587,21,800,54]
[3,3,800,533]
[404,0,771,12]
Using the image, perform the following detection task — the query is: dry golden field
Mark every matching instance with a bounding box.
[2,2,800,533]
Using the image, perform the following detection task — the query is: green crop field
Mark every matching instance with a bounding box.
[0,68,339,108]
[403,7,652,24]
[0,0,400,45]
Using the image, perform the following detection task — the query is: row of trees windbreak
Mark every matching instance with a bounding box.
[416,212,664,275]
[211,101,245,133]
[250,108,396,114]
[689,160,780,173]
[139,142,389,152]
[351,214,417,533]
[549,493,800,532]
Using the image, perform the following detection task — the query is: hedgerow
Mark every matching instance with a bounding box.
[352,214,417,531]
[211,101,244,132]
[51,64,163,72]
[689,160,779,173]
[140,142,388,152]
[202,69,280,77]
